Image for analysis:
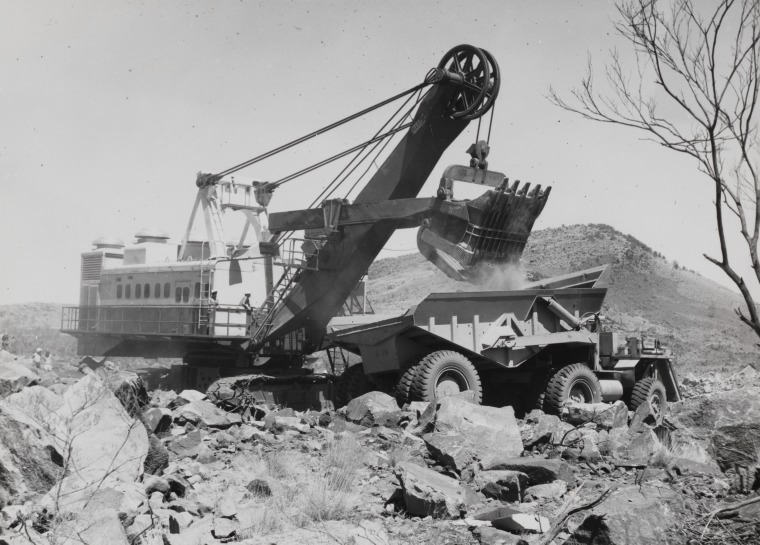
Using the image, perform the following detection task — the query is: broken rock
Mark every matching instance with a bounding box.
[394,461,467,519]
[472,470,528,502]
[142,407,173,434]
[564,485,684,545]
[346,391,402,427]
[173,399,241,428]
[564,400,628,430]
[492,512,551,534]
[0,358,39,398]
[669,386,760,471]
[434,397,523,462]
[480,456,572,486]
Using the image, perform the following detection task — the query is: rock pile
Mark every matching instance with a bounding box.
[0,362,757,545]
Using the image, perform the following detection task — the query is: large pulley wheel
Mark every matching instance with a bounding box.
[437,45,494,120]
[467,48,501,121]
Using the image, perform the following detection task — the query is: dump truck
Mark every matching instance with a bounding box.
[329,264,681,415]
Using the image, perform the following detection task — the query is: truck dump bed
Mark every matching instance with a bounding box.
[329,266,610,376]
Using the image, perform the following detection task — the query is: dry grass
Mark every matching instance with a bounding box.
[227,438,368,536]
[236,499,284,539]
[299,478,361,524]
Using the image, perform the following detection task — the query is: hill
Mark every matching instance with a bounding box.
[0,302,76,358]
[368,223,758,372]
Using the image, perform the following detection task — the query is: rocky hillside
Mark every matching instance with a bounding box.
[369,224,758,372]
[0,353,758,544]
[0,302,76,359]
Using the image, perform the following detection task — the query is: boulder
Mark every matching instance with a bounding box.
[42,374,149,513]
[142,407,173,433]
[525,480,567,500]
[151,389,177,408]
[471,470,528,502]
[423,432,478,473]
[433,397,522,463]
[266,415,310,434]
[0,358,39,398]
[564,485,684,545]
[394,461,467,518]
[345,391,402,427]
[173,400,241,428]
[669,386,760,471]
[662,428,721,475]
[480,457,572,486]
[95,367,148,417]
[610,425,661,465]
[629,400,662,429]
[473,526,525,545]
[564,401,628,430]
[57,508,129,545]
[176,389,206,404]
[521,413,574,449]
[492,512,551,534]
[0,411,61,504]
[168,429,203,458]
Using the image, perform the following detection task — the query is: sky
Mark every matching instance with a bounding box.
[0,0,754,305]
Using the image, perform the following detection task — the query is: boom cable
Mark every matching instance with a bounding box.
[214,82,430,178]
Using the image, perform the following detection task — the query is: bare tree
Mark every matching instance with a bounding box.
[550,0,760,340]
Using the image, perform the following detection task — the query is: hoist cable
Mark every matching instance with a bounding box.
[486,101,495,145]
[215,82,430,178]
[270,89,423,246]
[342,88,425,200]
[309,86,423,207]
[269,122,412,188]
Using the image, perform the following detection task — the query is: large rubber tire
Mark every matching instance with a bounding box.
[395,364,419,406]
[410,350,482,404]
[543,363,602,415]
[333,363,372,408]
[629,377,667,417]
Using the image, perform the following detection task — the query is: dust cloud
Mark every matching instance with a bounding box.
[470,262,527,291]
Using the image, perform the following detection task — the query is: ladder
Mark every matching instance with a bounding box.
[250,264,298,346]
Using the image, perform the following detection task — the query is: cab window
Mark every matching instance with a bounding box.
[194,282,201,299]
[164,283,170,298]
[135,284,142,299]
[175,287,182,303]
[144,283,150,298]
[182,287,190,303]
[116,285,123,299]
[125,284,131,299]
[154,283,160,299]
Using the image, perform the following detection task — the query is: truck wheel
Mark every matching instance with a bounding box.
[410,350,482,404]
[395,364,419,406]
[629,377,667,417]
[543,363,601,415]
[334,363,372,408]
